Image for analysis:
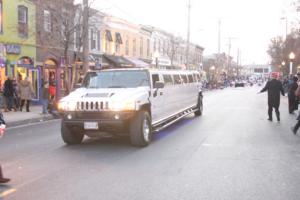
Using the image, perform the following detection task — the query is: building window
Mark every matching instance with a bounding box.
[105,30,112,53]
[115,32,122,54]
[0,0,2,34]
[147,39,150,57]
[91,29,96,50]
[97,31,101,50]
[125,36,129,56]
[133,38,136,57]
[105,30,113,42]
[44,10,51,32]
[18,6,28,37]
[140,38,143,57]
[158,40,161,54]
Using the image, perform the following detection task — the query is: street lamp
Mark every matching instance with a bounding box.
[154,51,159,69]
[289,52,295,75]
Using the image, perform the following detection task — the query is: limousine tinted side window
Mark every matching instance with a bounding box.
[181,74,188,83]
[173,74,181,85]
[163,74,173,86]
[152,74,159,87]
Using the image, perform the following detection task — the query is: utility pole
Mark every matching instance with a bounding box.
[226,37,237,76]
[186,0,191,70]
[236,48,240,77]
[218,19,221,55]
[217,19,221,74]
[82,0,89,74]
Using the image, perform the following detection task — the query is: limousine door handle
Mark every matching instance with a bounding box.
[160,92,163,96]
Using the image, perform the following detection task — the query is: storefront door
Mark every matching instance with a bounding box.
[28,69,39,101]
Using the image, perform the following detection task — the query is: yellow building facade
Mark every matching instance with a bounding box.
[101,16,152,63]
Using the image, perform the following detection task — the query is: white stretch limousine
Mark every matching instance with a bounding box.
[58,68,203,147]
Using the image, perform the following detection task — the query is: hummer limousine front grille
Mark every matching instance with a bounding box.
[76,101,109,111]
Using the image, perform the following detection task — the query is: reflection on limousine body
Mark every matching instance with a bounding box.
[58,68,203,147]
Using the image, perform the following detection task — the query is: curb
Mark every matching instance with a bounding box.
[6,115,59,128]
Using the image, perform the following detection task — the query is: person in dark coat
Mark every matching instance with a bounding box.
[259,72,285,121]
[3,77,14,112]
[288,76,299,114]
[41,80,49,114]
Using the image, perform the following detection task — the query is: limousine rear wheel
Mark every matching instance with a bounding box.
[61,122,84,145]
[194,95,203,116]
[129,111,152,147]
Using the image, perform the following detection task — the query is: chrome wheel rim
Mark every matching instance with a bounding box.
[143,118,150,142]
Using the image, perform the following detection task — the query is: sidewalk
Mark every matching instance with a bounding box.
[2,105,57,128]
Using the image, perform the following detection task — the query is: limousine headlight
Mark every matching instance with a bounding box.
[110,100,136,111]
[58,101,77,111]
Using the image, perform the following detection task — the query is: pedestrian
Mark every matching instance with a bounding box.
[0,112,10,184]
[259,72,285,122]
[42,80,49,114]
[288,76,299,114]
[12,77,20,110]
[3,77,14,112]
[19,77,34,112]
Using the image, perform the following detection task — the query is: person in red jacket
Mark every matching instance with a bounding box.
[0,112,10,183]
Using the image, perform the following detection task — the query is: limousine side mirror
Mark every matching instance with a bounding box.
[73,83,82,89]
[154,81,164,89]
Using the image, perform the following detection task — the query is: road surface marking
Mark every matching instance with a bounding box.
[0,188,17,198]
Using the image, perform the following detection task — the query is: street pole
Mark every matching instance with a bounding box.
[186,0,191,70]
[82,0,89,74]
[290,61,293,75]
[218,19,221,55]
[156,58,158,69]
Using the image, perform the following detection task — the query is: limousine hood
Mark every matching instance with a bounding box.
[60,87,149,102]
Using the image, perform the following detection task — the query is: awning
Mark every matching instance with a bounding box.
[125,57,150,68]
[102,54,134,68]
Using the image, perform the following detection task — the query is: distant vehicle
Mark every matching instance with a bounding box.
[58,68,203,147]
[235,81,245,87]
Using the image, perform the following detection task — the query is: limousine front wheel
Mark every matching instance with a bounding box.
[61,122,84,145]
[129,111,152,147]
[194,96,203,116]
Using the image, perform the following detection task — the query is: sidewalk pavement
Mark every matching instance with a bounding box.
[2,105,58,128]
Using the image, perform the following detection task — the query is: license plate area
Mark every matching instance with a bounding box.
[84,122,98,130]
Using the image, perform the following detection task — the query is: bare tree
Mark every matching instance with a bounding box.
[164,35,181,67]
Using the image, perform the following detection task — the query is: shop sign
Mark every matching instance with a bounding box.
[6,44,21,55]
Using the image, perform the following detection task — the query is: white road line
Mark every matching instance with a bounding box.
[0,188,17,198]
[7,119,61,130]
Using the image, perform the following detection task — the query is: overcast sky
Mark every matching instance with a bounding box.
[81,0,293,65]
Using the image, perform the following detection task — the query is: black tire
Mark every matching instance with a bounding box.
[61,121,84,145]
[194,95,203,116]
[129,111,152,147]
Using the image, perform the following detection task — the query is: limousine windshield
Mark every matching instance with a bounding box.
[82,70,150,88]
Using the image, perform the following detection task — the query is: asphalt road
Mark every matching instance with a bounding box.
[1,86,300,200]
